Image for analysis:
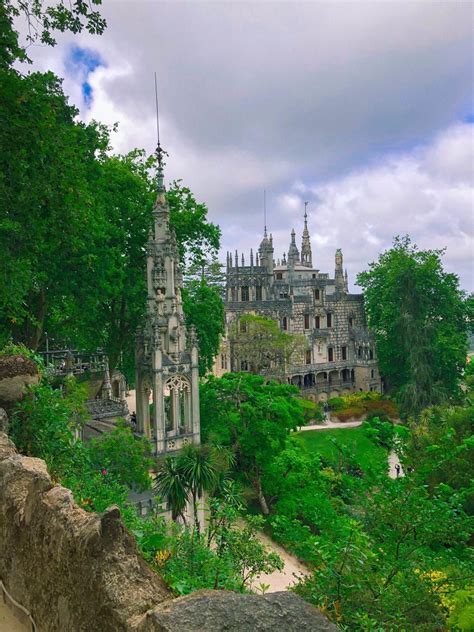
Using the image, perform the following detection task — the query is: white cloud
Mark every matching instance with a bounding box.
[271,123,474,291]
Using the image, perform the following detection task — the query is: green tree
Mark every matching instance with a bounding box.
[179,444,218,532]
[87,420,153,492]
[200,373,304,514]
[182,278,224,376]
[228,313,305,375]
[154,455,190,523]
[6,0,106,53]
[357,236,470,415]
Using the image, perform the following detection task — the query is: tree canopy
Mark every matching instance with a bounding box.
[0,53,222,379]
[228,313,305,375]
[200,372,304,514]
[357,236,470,415]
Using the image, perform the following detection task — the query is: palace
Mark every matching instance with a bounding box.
[218,210,382,400]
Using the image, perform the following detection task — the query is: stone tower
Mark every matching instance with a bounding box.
[135,147,200,455]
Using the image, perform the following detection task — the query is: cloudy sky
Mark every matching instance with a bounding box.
[20,1,473,291]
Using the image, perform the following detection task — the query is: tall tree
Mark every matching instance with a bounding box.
[357,236,470,415]
[200,373,304,515]
[228,313,305,375]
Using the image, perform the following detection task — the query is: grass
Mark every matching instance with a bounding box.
[292,426,388,476]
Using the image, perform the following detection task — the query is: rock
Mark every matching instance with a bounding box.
[143,590,339,631]
[0,407,8,432]
[0,355,40,411]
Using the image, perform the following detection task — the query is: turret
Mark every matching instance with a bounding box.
[301,203,313,267]
[258,227,274,273]
[287,229,300,267]
[335,248,345,291]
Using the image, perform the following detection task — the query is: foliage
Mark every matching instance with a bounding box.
[228,313,305,375]
[327,391,398,422]
[167,181,221,268]
[87,420,153,491]
[292,426,388,477]
[182,277,224,376]
[0,56,221,377]
[299,398,324,424]
[200,373,304,514]
[9,380,87,475]
[403,404,474,514]
[136,503,282,596]
[357,236,470,416]
[5,0,105,54]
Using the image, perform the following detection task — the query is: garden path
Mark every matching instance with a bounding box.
[388,450,404,479]
[243,525,310,593]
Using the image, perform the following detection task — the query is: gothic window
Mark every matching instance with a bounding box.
[220,354,226,369]
[314,289,320,300]
[341,346,347,360]
[348,316,354,327]
[312,274,316,279]
[231,288,237,301]
[164,375,191,435]
[304,314,310,329]
[327,313,333,328]
[276,272,283,280]
[369,349,374,360]
[305,349,312,364]
[358,346,362,358]
[328,347,334,362]
[315,315,321,329]
[371,369,375,378]
[255,285,262,301]
[241,286,249,301]
[241,360,249,371]
[282,317,288,331]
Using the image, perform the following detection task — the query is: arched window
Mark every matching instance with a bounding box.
[282,317,288,331]
[164,375,191,435]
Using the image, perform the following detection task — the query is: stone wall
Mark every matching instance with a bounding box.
[0,431,337,632]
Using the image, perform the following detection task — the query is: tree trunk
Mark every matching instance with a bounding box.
[255,475,270,516]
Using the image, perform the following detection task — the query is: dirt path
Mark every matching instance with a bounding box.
[388,449,404,479]
[125,389,136,414]
[250,529,310,593]
[299,418,363,432]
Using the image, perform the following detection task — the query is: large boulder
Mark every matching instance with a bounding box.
[0,354,40,411]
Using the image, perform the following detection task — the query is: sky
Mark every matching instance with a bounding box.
[19,1,474,291]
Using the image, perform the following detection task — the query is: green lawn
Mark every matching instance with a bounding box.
[292,426,388,475]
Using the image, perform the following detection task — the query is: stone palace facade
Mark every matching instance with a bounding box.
[217,211,382,401]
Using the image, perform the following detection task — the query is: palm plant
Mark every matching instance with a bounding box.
[180,445,218,532]
[153,456,189,523]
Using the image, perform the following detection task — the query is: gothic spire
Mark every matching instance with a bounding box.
[288,228,300,266]
[301,201,313,267]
